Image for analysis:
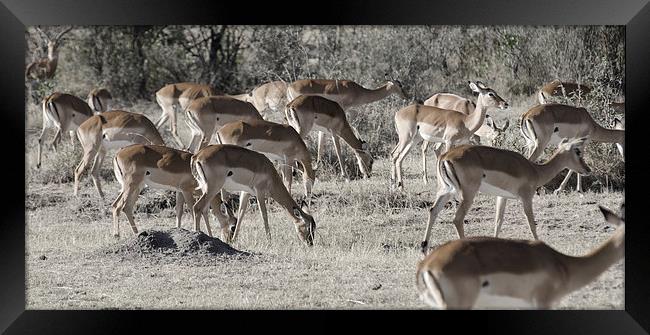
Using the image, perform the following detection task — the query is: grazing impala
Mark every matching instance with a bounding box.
[420,91,510,183]
[36,92,94,168]
[520,103,624,193]
[74,110,165,198]
[391,81,508,190]
[87,88,113,113]
[241,81,289,118]
[154,82,218,147]
[185,96,264,153]
[417,204,624,309]
[112,144,236,238]
[285,95,373,180]
[538,79,591,105]
[216,119,315,199]
[191,144,316,246]
[25,27,72,80]
[421,138,590,252]
[287,77,408,163]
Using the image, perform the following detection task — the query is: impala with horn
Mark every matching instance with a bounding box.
[191,144,316,246]
[25,26,73,80]
[417,203,624,309]
[391,81,508,190]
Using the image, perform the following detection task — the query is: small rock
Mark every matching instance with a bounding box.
[372,284,382,290]
[38,255,47,260]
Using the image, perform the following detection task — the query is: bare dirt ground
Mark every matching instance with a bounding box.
[25,140,624,310]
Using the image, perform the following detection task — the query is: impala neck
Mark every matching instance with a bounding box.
[48,46,58,60]
[354,83,394,106]
[269,173,303,220]
[590,122,624,144]
[463,95,489,133]
[533,151,573,187]
[562,226,625,293]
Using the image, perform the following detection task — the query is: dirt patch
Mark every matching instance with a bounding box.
[25,193,67,211]
[103,228,251,265]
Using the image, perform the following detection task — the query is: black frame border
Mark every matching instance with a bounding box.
[3,0,649,333]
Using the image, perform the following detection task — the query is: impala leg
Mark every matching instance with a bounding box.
[68,130,76,147]
[169,109,184,148]
[421,141,429,184]
[576,173,583,193]
[74,146,99,197]
[192,190,218,234]
[331,133,347,180]
[451,193,475,240]
[395,139,416,190]
[555,170,574,194]
[232,192,251,242]
[37,126,53,169]
[493,196,508,237]
[89,147,107,199]
[421,188,454,253]
[175,191,185,228]
[50,127,62,152]
[521,196,538,240]
[154,104,170,129]
[112,178,144,236]
[256,193,271,242]
[315,131,325,170]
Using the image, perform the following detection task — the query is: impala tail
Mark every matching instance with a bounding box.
[191,157,209,194]
[437,159,461,199]
[417,269,447,309]
[112,155,125,187]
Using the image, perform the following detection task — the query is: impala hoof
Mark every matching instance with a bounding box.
[420,241,429,254]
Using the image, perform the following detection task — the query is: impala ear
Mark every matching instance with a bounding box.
[476,81,488,90]
[219,202,229,216]
[468,81,480,93]
[599,205,624,226]
[485,115,495,128]
[501,119,510,131]
[614,117,623,128]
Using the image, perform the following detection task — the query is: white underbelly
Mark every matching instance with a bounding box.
[473,293,535,309]
[223,178,256,195]
[102,139,136,150]
[144,177,178,191]
[478,181,518,199]
[420,133,445,143]
[262,152,285,162]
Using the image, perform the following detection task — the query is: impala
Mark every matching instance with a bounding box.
[520,103,624,193]
[87,88,113,113]
[248,81,289,117]
[185,96,264,153]
[36,92,94,168]
[285,95,373,180]
[216,119,315,199]
[25,27,72,80]
[420,138,590,252]
[420,91,510,183]
[112,144,236,238]
[416,203,624,309]
[391,81,508,190]
[74,110,165,198]
[286,77,408,166]
[538,79,591,105]
[191,144,316,245]
[154,82,218,147]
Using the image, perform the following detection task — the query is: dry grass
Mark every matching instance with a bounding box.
[26,115,624,309]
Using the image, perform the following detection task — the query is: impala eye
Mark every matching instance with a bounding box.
[488,92,495,97]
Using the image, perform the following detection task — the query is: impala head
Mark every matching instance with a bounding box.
[292,200,316,246]
[356,140,374,178]
[468,81,509,110]
[485,115,510,145]
[599,204,625,227]
[384,73,409,100]
[213,201,238,243]
[613,117,624,130]
[556,137,591,174]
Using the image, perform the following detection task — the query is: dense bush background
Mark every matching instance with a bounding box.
[25,25,625,190]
